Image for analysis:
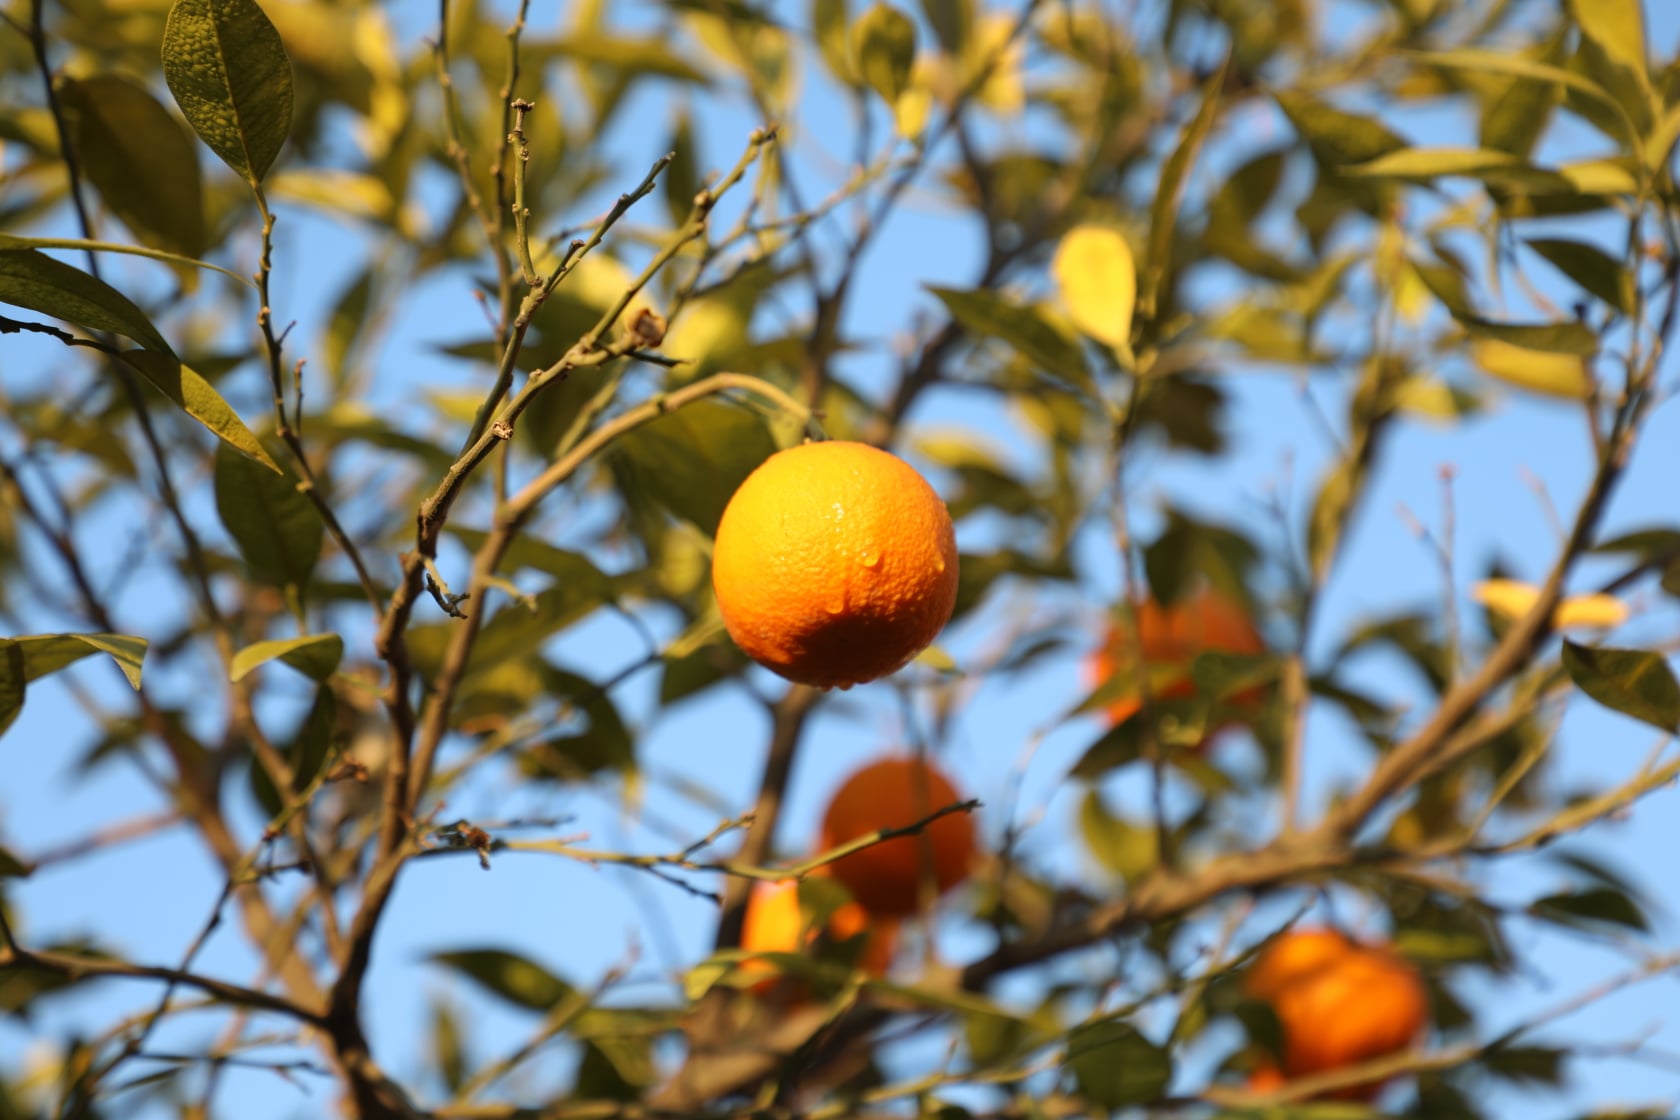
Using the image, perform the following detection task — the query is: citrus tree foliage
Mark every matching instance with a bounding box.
[2,0,1680,1117]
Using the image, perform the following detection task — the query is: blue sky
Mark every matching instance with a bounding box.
[5,1,1680,1116]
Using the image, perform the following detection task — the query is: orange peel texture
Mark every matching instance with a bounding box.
[712,441,959,690]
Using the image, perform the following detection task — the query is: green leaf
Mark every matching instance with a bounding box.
[1568,0,1647,79]
[0,233,250,287]
[1410,48,1636,142]
[1344,147,1566,190]
[461,588,608,678]
[809,0,855,88]
[607,398,777,535]
[1063,1020,1172,1109]
[1462,318,1598,356]
[162,0,294,182]
[1524,238,1633,314]
[1562,640,1680,733]
[552,34,709,83]
[229,634,343,682]
[853,3,916,107]
[0,643,23,740]
[1530,886,1649,933]
[1142,61,1225,322]
[1275,90,1407,166]
[1559,0,1653,139]
[214,440,323,591]
[1190,651,1281,702]
[1484,1045,1567,1086]
[120,351,280,472]
[1471,339,1592,399]
[0,249,173,355]
[447,527,614,595]
[59,75,205,258]
[250,682,336,817]
[0,845,30,878]
[918,0,971,55]
[520,665,635,781]
[576,1037,653,1100]
[1078,789,1157,885]
[14,634,148,690]
[431,1001,467,1094]
[1480,36,1566,157]
[928,286,1092,392]
[431,949,575,1011]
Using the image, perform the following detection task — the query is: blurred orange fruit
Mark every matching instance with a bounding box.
[711,441,959,690]
[1244,927,1428,1102]
[1086,586,1267,733]
[738,878,897,996]
[819,756,976,917]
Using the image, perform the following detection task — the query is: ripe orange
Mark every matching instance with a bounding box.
[819,756,976,917]
[738,878,897,995]
[711,441,959,690]
[1244,928,1428,1102]
[1086,586,1267,731]
[1245,1064,1286,1094]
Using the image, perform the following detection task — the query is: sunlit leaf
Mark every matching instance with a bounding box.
[162,0,294,182]
[1471,338,1592,399]
[1472,580,1628,631]
[229,634,344,682]
[0,233,248,287]
[1344,146,1555,185]
[15,634,148,690]
[1052,225,1135,350]
[120,351,281,472]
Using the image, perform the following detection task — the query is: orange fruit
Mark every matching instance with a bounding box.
[711,441,959,690]
[1244,928,1428,1102]
[1086,586,1267,732]
[738,878,897,995]
[819,756,976,917]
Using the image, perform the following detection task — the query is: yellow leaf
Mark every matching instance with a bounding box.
[893,80,932,138]
[1473,339,1591,399]
[1472,579,1628,630]
[1394,263,1431,325]
[1552,593,1630,630]
[1052,224,1136,349]
[967,13,1024,116]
